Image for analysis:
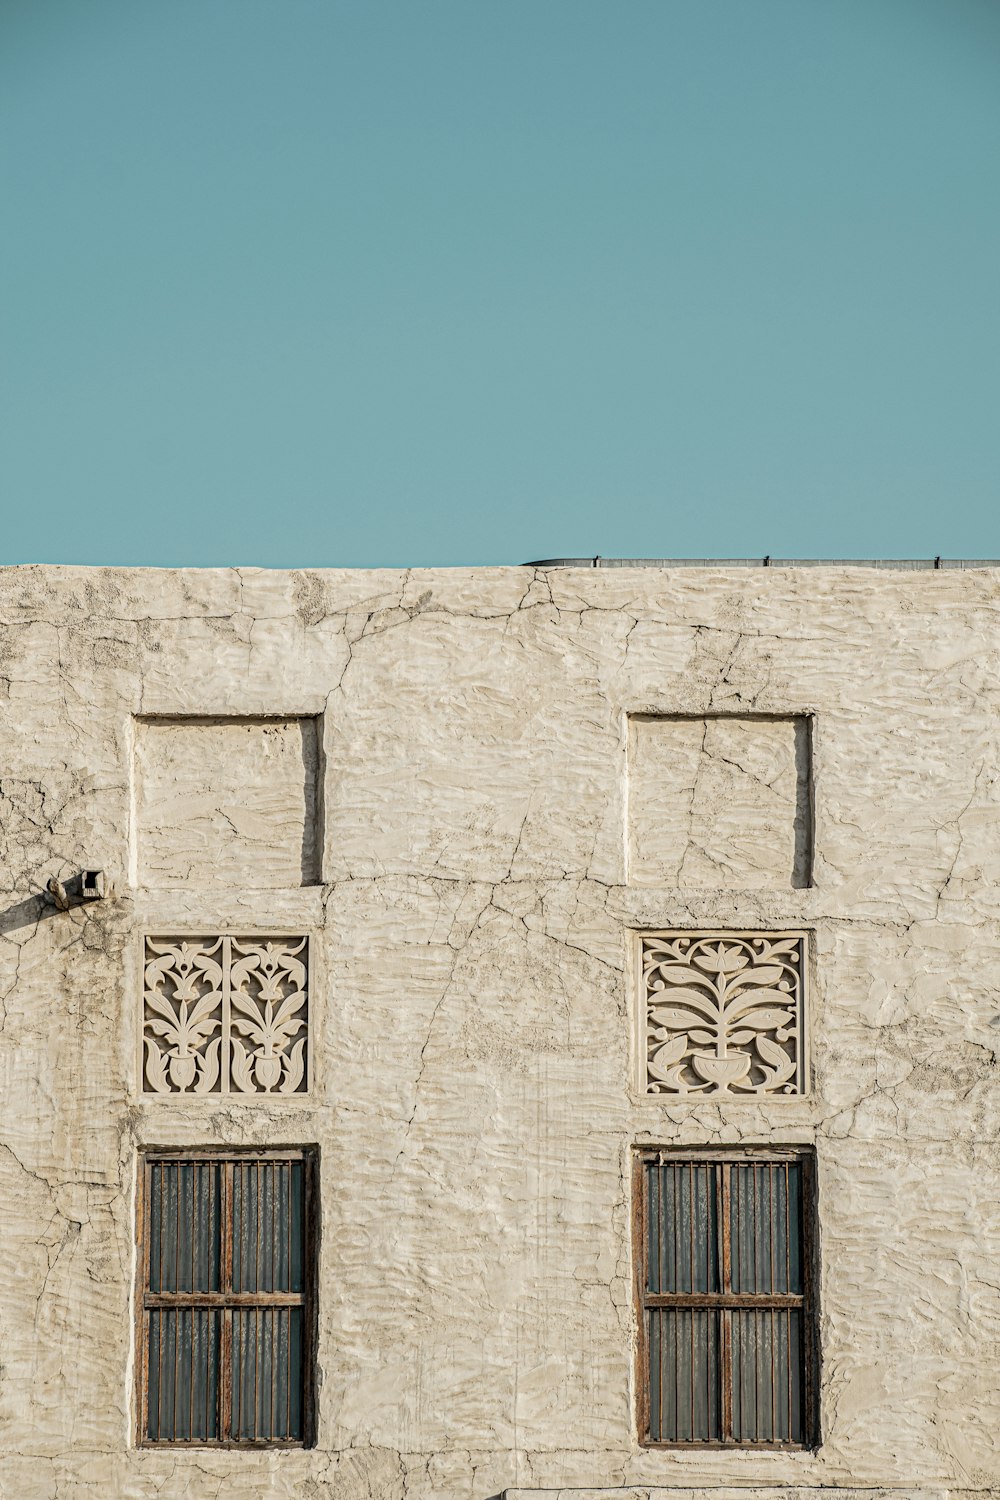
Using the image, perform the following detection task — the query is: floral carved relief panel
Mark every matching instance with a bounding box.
[142,936,309,1095]
[641,931,806,1097]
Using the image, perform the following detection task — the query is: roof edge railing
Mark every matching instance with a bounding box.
[522,557,1000,570]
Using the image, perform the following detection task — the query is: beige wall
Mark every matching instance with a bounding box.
[0,563,998,1499]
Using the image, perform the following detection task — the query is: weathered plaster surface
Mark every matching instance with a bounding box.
[1,563,999,1498]
[133,714,321,887]
[627,712,810,888]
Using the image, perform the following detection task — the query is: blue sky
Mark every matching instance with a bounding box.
[2,0,998,566]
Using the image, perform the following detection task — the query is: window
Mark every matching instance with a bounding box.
[634,1148,815,1448]
[137,1149,316,1446]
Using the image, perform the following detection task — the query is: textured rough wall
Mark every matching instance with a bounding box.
[0,563,999,1499]
[133,714,322,888]
[626,713,809,887]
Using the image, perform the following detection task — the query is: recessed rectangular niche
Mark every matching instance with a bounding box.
[627,714,812,889]
[134,716,321,888]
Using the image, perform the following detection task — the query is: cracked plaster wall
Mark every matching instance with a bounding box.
[133,714,322,888]
[626,713,810,888]
[0,563,999,1499]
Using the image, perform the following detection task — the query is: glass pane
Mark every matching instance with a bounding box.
[233,1160,304,1293]
[729,1161,802,1295]
[647,1308,721,1442]
[146,1308,221,1442]
[231,1307,303,1441]
[148,1162,221,1293]
[646,1162,719,1294]
[732,1307,804,1443]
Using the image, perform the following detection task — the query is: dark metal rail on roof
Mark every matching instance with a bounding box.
[523,557,1000,569]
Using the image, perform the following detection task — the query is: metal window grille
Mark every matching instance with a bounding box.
[137,1149,315,1446]
[634,1148,816,1447]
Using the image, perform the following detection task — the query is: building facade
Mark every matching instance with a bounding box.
[0,561,998,1499]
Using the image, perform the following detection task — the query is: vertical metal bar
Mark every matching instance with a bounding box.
[683,1296,692,1434]
[163,1309,172,1442]
[221,1161,233,1442]
[706,1306,712,1440]
[650,1164,656,1296]
[752,1304,759,1443]
[285,1164,292,1436]
[233,1305,241,1441]
[192,1164,198,1291]
[158,1162,165,1290]
[732,1162,739,1289]
[698,1162,705,1289]
[205,1309,211,1441]
[261,1160,268,1292]
[668,1164,677,1296]
[174,1164,180,1298]
[773,1302,779,1440]
[285,1307,292,1439]
[215,1158,221,1291]
[256,1160,262,1293]
[156,1309,163,1439]
[285,1162,291,1295]
[191,1164,196,1292]
[254,1160,261,1440]
[751,1164,758,1294]
[253,1306,260,1441]
[212,1306,218,1442]
[649,1307,658,1440]
[205,1162,212,1291]
[784,1162,790,1294]
[754,1306,759,1442]
[651,1166,659,1291]
[769,1164,776,1293]
[234,1162,241,1292]
[672,1308,678,1441]
[663,1268,672,1440]
[786,1306,793,1444]
[271,1163,277,1293]
[688,1161,694,1294]
[171,1216,180,1440]
[270,1309,277,1440]
[720,1163,732,1441]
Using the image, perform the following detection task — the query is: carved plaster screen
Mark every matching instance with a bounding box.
[641,931,806,1096]
[142,936,309,1095]
[137,1149,316,1446]
[635,1148,816,1447]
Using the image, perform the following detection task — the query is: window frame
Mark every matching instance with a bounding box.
[135,1146,318,1449]
[632,1145,818,1451]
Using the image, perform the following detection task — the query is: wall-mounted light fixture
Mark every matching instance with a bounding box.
[46,870,110,910]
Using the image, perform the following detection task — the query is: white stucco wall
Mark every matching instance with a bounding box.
[1,562,998,1499]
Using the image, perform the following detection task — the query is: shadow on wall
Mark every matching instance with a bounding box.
[0,876,93,935]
